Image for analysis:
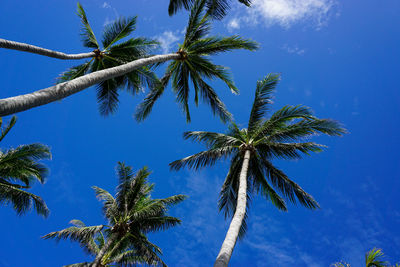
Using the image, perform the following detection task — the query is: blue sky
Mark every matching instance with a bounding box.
[0,0,399,266]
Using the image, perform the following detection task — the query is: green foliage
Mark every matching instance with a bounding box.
[366,248,388,267]
[60,3,159,116]
[43,162,186,266]
[0,116,51,217]
[170,73,346,236]
[135,0,258,122]
[168,0,251,19]
[331,247,400,267]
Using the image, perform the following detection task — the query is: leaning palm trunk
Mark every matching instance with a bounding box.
[0,53,181,116]
[214,149,251,267]
[0,38,95,59]
[91,234,116,267]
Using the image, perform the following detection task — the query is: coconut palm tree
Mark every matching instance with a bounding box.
[168,0,251,19]
[0,0,258,120]
[43,162,186,267]
[170,73,346,267]
[0,116,51,217]
[331,247,396,267]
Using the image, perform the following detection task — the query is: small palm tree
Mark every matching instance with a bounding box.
[168,0,251,19]
[0,0,257,119]
[331,247,396,267]
[43,162,186,267]
[57,3,159,116]
[0,116,51,217]
[170,73,346,267]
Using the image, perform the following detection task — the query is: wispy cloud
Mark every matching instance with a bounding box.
[227,0,337,30]
[155,30,180,54]
[102,2,111,9]
[281,44,306,55]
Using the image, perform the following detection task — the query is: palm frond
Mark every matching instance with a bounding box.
[196,76,232,123]
[134,68,173,122]
[184,0,210,46]
[0,182,49,217]
[0,143,51,185]
[102,16,137,49]
[183,131,240,148]
[188,35,258,55]
[256,142,325,160]
[267,118,347,142]
[261,159,319,209]
[248,154,287,211]
[77,3,99,49]
[0,116,16,142]
[248,74,280,133]
[170,146,236,170]
[168,0,195,16]
[365,248,388,267]
[57,61,92,83]
[42,224,104,244]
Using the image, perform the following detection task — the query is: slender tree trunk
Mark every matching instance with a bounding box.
[0,38,95,59]
[0,53,181,116]
[91,234,116,267]
[214,149,251,267]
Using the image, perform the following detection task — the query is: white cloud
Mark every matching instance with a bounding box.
[227,18,241,32]
[102,2,111,9]
[227,0,336,29]
[281,44,305,55]
[156,31,180,54]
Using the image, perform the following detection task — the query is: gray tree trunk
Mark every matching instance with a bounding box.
[214,149,251,267]
[0,53,180,116]
[0,38,95,59]
[91,234,116,267]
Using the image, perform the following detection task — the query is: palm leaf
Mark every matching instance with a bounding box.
[102,16,137,49]
[248,73,280,133]
[0,182,49,217]
[0,116,16,142]
[77,2,99,49]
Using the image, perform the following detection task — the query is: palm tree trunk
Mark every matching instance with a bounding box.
[214,149,251,267]
[0,38,95,59]
[0,53,181,116]
[91,234,116,267]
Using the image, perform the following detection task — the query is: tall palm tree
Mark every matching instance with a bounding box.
[170,73,346,267]
[0,116,51,217]
[168,0,251,19]
[43,162,186,267]
[0,0,258,119]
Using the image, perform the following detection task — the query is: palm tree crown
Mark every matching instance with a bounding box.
[60,3,159,116]
[170,73,346,266]
[168,0,251,19]
[135,0,258,122]
[43,162,186,267]
[0,116,51,217]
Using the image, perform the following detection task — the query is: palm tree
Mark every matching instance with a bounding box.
[168,0,251,19]
[0,116,51,217]
[0,0,258,119]
[331,248,396,267]
[170,73,346,267]
[43,162,186,267]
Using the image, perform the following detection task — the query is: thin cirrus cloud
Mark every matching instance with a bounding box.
[227,0,337,31]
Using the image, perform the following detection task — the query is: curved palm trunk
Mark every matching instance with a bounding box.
[0,38,95,59]
[91,234,116,267]
[214,149,251,267]
[0,53,181,116]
